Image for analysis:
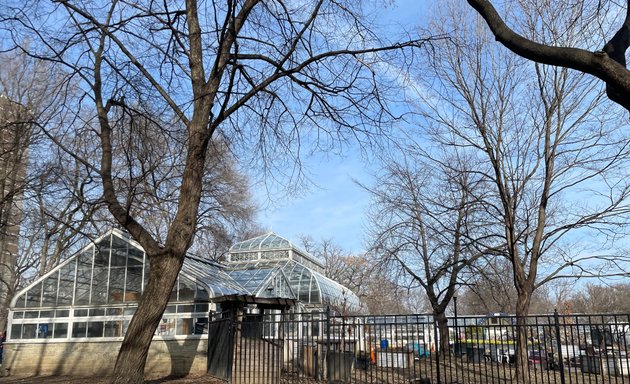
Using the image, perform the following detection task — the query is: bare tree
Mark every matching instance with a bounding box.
[466,0,630,112]
[298,235,350,280]
[570,283,630,314]
[16,149,104,281]
[2,1,434,382]
[299,236,422,314]
[0,49,79,334]
[0,95,32,335]
[362,145,491,353]
[424,0,630,378]
[458,258,555,315]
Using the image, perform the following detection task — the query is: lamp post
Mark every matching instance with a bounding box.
[453,295,459,357]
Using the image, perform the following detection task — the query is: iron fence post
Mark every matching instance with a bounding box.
[326,306,331,383]
[553,309,566,384]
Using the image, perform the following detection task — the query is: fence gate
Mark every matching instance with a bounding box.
[207,317,234,380]
[231,313,283,384]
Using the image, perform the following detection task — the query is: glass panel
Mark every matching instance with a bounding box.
[22,324,37,339]
[164,305,176,314]
[90,308,105,316]
[74,250,93,305]
[10,324,22,339]
[26,282,42,308]
[298,275,313,303]
[72,322,88,338]
[108,241,127,304]
[157,318,175,336]
[169,279,178,301]
[194,318,208,334]
[53,323,68,338]
[39,310,53,318]
[55,309,70,317]
[195,284,209,301]
[261,250,289,260]
[104,321,122,337]
[24,311,39,319]
[37,323,50,338]
[90,266,108,304]
[127,247,144,267]
[125,266,143,302]
[178,276,195,301]
[12,311,24,320]
[123,307,136,316]
[13,292,26,308]
[75,309,88,317]
[106,308,122,316]
[87,321,104,337]
[195,304,209,313]
[176,318,193,335]
[94,239,112,267]
[91,240,110,305]
[41,271,59,306]
[57,260,76,305]
[109,235,126,257]
[177,304,194,313]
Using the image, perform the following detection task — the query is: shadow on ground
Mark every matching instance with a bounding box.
[0,373,224,384]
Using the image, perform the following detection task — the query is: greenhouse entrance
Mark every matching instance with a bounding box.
[207,296,296,383]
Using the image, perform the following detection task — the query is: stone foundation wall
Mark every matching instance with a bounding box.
[2,337,209,377]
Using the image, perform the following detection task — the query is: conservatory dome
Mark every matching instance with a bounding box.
[226,233,362,314]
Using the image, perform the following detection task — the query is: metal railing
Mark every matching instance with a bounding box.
[213,310,630,384]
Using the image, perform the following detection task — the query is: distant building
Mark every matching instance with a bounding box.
[0,95,32,333]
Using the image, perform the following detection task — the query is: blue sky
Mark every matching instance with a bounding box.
[254,152,374,254]
[252,0,428,254]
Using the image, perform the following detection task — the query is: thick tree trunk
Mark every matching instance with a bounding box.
[514,290,532,384]
[434,311,450,356]
[111,252,184,384]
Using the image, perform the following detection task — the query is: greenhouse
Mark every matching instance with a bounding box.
[3,229,361,376]
[7,230,360,341]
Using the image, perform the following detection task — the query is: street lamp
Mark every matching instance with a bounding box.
[453,294,459,356]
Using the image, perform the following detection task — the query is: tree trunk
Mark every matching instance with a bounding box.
[111,252,184,384]
[514,290,532,384]
[434,311,450,356]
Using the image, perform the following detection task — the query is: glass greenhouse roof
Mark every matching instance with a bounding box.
[230,232,293,252]
[181,256,248,298]
[226,259,362,314]
[10,229,251,310]
[228,232,325,271]
[11,229,361,314]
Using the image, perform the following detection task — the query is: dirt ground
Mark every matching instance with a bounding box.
[0,373,226,384]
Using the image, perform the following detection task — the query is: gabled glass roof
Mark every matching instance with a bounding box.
[229,232,293,252]
[228,267,295,299]
[226,259,362,314]
[11,229,249,309]
[182,256,248,298]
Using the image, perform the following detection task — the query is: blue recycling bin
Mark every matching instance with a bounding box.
[380,339,389,350]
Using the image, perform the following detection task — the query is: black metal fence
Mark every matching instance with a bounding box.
[210,310,630,384]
